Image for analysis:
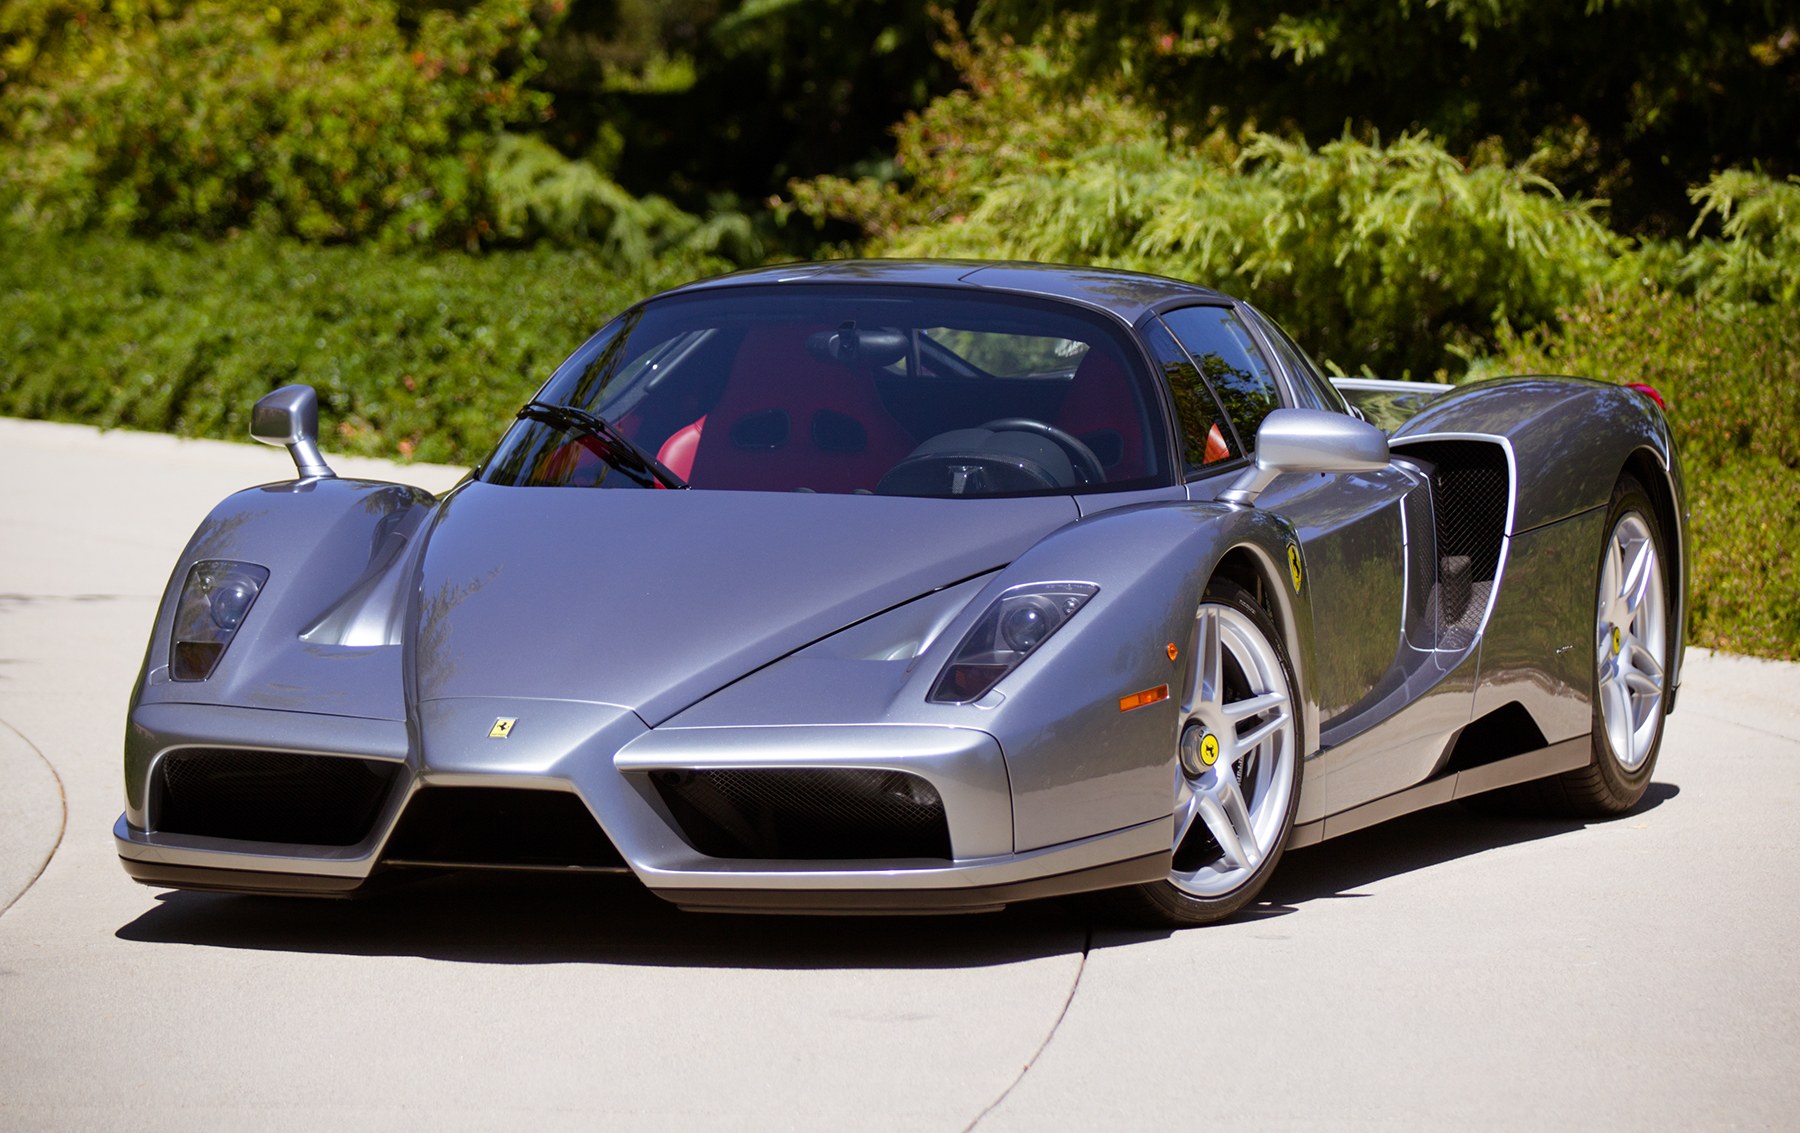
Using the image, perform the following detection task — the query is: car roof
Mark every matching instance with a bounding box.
[658,259,1235,324]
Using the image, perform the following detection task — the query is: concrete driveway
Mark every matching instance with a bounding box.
[2,417,1795,1130]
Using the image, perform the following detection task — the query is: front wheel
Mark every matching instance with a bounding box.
[1108,579,1301,927]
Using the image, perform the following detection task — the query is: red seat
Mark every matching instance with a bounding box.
[688,326,916,492]
[1053,347,1149,481]
[657,415,706,481]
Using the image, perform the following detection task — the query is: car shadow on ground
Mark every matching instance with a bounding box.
[115,783,1678,967]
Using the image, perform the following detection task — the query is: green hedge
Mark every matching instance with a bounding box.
[2,232,1793,660]
[1485,286,1800,660]
[0,232,724,464]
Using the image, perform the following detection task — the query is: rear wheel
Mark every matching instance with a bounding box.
[1564,476,1670,812]
[1108,579,1301,926]
[1477,475,1671,816]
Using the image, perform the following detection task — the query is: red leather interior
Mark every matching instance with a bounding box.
[1053,347,1148,481]
[657,415,706,481]
[687,326,916,492]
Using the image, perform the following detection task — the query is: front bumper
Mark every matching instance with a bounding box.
[116,700,1169,911]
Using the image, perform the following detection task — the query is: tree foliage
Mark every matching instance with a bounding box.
[974,0,1800,238]
[1486,283,1799,659]
[0,0,555,244]
[792,21,1620,378]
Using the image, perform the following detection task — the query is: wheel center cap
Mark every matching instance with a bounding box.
[1611,625,1622,656]
[1180,722,1222,778]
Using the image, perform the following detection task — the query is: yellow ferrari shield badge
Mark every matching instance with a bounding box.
[489,717,517,739]
[1287,543,1304,593]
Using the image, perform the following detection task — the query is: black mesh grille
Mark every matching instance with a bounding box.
[1427,445,1508,582]
[153,748,400,846]
[382,787,626,869]
[1402,440,1510,649]
[651,768,952,860]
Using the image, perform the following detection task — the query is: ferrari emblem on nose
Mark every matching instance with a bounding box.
[489,717,517,739]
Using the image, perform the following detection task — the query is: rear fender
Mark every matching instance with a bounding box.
[1394,376,1687,693]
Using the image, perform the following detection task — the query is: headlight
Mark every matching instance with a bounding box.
[169,560,270,681]
[929,582,1098,704]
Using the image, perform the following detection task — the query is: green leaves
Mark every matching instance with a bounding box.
[792,28,1620,377]
[0,231,727,464]
[1487,283,1800,659]
[0,0,553,246]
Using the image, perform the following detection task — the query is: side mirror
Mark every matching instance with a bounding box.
[251,384,336,480]
[1219,408,1389,506]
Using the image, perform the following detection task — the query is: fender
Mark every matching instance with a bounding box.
[131,476,440,722]
[1394,375,1688,695]
[923,499,1319,852]
[1394,377,1679,533]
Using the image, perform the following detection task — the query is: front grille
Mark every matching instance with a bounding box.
[152,748,400,846]
[382,787,627,870]
[651,768,952,860]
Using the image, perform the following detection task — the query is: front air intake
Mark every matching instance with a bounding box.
[152,748,400,846]
[651,768,952,860]
[382,787,627,870]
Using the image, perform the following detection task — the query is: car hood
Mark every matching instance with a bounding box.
[411,482,1079,724]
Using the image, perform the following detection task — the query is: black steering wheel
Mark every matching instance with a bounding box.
[979,418,1107,485]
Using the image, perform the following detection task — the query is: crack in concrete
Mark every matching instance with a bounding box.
[962,925,1092,1132]
[0,718,67,918]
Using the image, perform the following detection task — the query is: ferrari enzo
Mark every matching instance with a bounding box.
[116,260,1686,925]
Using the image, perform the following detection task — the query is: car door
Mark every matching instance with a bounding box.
[1157,305,1432,743]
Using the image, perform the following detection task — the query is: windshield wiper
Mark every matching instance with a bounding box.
[516,401,690,490]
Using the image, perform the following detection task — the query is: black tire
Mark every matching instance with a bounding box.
[1101,579,1303,927]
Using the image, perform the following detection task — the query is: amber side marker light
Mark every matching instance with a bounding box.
[1119,685,1170,712]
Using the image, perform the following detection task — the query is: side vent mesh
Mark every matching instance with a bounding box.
[1401,440,1510,650]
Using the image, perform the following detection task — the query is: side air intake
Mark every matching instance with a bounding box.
[650,768,952,861]
[152,748,400,846]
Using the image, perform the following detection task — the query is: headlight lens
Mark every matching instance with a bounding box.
[169,560,269,680]
[929,582,1098,704]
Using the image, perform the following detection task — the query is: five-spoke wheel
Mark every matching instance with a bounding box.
[1559,475,1672,812]
[1595,508,1667,774]
[1116,579,1300,925]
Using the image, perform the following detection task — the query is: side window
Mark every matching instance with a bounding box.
[1251,307,1354,416]
[1144,318,1241,475]
[1161,306,1282,452]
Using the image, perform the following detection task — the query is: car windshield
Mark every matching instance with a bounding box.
[479,285,1168,497]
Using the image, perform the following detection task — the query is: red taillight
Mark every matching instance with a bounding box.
[1625,382,1666,410]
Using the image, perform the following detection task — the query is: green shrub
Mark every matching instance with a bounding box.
[789,22,1621,379]
[1485,285,1800,660]
[1671,170,1800,306]
[0,231,725,463]
[0,0,546,245]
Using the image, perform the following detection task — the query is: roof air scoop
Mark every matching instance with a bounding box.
[251,384,337,480]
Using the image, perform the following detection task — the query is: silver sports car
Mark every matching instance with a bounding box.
[116,261,1686,925]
